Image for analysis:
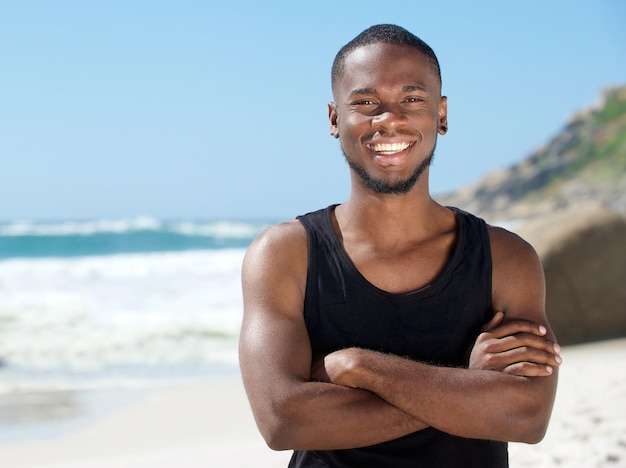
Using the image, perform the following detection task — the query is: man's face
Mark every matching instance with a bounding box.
[329,42,447,194]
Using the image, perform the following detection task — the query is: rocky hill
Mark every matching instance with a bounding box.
[439,85,626,223]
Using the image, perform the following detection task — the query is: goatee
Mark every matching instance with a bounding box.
[343,148,435,195]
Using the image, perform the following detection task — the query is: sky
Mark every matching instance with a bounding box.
[1,1,624,221]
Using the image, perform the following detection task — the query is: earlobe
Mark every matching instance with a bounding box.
[328,102,339,139]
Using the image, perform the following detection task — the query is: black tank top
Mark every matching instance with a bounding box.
[290,205,508,467]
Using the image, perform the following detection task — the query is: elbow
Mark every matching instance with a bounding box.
[508,402,553,444]
[255,413,295,451]
[508,377,557,444]
[517,412,551,444]
[260,420,296,451]
[515,421,548,445]
[525,432,547,445]
[254,399,305,451]
[482,411,549,444]
[263,433,292,452]
[243,375,317,450]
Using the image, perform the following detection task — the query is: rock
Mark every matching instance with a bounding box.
[513,202,626,345]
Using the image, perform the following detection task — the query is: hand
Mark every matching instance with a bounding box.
[310,349,362,387]
[469,311,562,377]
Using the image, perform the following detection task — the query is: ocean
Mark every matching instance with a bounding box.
[0,216,271,396]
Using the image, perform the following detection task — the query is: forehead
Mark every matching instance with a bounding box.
[335,42,441,98]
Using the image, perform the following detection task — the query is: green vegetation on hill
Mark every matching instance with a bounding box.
[573,87,626,179]
[533,85,626,189]
[594,87,626,125]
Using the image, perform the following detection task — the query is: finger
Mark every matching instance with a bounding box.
[506,345,562,367]
[503,361,556,377]
[483,333,562,356]
[485,319,550,340]
[481,311,505,332]
[515,334,561,357]
[482,345,563,370]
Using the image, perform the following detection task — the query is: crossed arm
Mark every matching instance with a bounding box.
[239,222,560,451]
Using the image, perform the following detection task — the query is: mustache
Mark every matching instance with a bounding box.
[363,129,418,142]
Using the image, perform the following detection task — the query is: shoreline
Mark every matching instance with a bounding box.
[0,339,624,467]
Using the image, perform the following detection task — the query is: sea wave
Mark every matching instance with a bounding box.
[0,249,246,391]
[0,217,269,238]
[0,217,271,259]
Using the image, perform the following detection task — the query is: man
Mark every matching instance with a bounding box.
[239,24,561,467]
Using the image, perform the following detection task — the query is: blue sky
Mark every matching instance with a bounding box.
[1,1,624,221]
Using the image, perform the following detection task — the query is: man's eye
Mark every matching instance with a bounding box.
[405,97,425,103]
[352,99,376,105]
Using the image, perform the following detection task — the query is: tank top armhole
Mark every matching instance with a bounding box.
[478,215,494,318]
[296,210,323,322]
[448,207,494,320]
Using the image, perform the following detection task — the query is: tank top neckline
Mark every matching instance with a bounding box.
[322,204,466,300]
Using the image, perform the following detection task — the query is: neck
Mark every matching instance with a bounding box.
[336,177,449,243]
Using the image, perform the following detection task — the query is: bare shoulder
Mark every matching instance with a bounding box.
[488,225,539,264]
[244,219,308,274]
[488,225,547,324]
[242,219,309,318]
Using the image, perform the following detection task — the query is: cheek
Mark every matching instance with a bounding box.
[339,114,369,138]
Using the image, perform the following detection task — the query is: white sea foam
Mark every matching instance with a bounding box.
[0,217,269,238]
[171,220,269,238]
[0,216,163,236]
[0,249,246,389]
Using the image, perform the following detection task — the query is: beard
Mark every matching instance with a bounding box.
[343,147,435,195]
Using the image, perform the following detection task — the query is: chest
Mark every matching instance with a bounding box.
[343,231,457,294]
[300,207,493,365]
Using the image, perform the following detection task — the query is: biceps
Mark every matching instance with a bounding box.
[239,230,311,388]
[492,243,551,335]
[239,309,312,385]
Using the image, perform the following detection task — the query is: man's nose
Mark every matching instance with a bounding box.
[371,106,407,130]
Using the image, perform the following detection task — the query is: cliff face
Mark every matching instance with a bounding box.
[439,85,626,223]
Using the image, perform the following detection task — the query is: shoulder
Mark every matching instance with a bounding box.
[488,225,539,265]
[244,205,332,275]
[242,220,309,300]
[245,220,308,263]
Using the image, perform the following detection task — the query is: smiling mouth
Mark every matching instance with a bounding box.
[368,141,413,155]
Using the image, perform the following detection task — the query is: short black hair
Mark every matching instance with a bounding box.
[331,24,441,91]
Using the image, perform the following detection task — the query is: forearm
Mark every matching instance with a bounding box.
[329,349,557,443]
[250,378,428,450]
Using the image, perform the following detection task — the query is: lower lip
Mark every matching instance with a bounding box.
[372,149,411,167]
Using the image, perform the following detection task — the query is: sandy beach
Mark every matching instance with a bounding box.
[0,339,624,468]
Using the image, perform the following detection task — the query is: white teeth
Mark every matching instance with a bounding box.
[370,142,411,154]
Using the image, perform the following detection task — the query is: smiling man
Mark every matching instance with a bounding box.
[239,24,561,467]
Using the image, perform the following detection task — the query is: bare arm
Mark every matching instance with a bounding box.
[238,222,427,451]
[319,227,559,444]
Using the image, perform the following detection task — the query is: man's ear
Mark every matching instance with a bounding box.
[438,96,448,135]
[328,102,339,138]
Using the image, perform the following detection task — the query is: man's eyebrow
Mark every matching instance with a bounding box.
[348,88,377,97]
[402,84,428,92]
[348,85,428,97]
